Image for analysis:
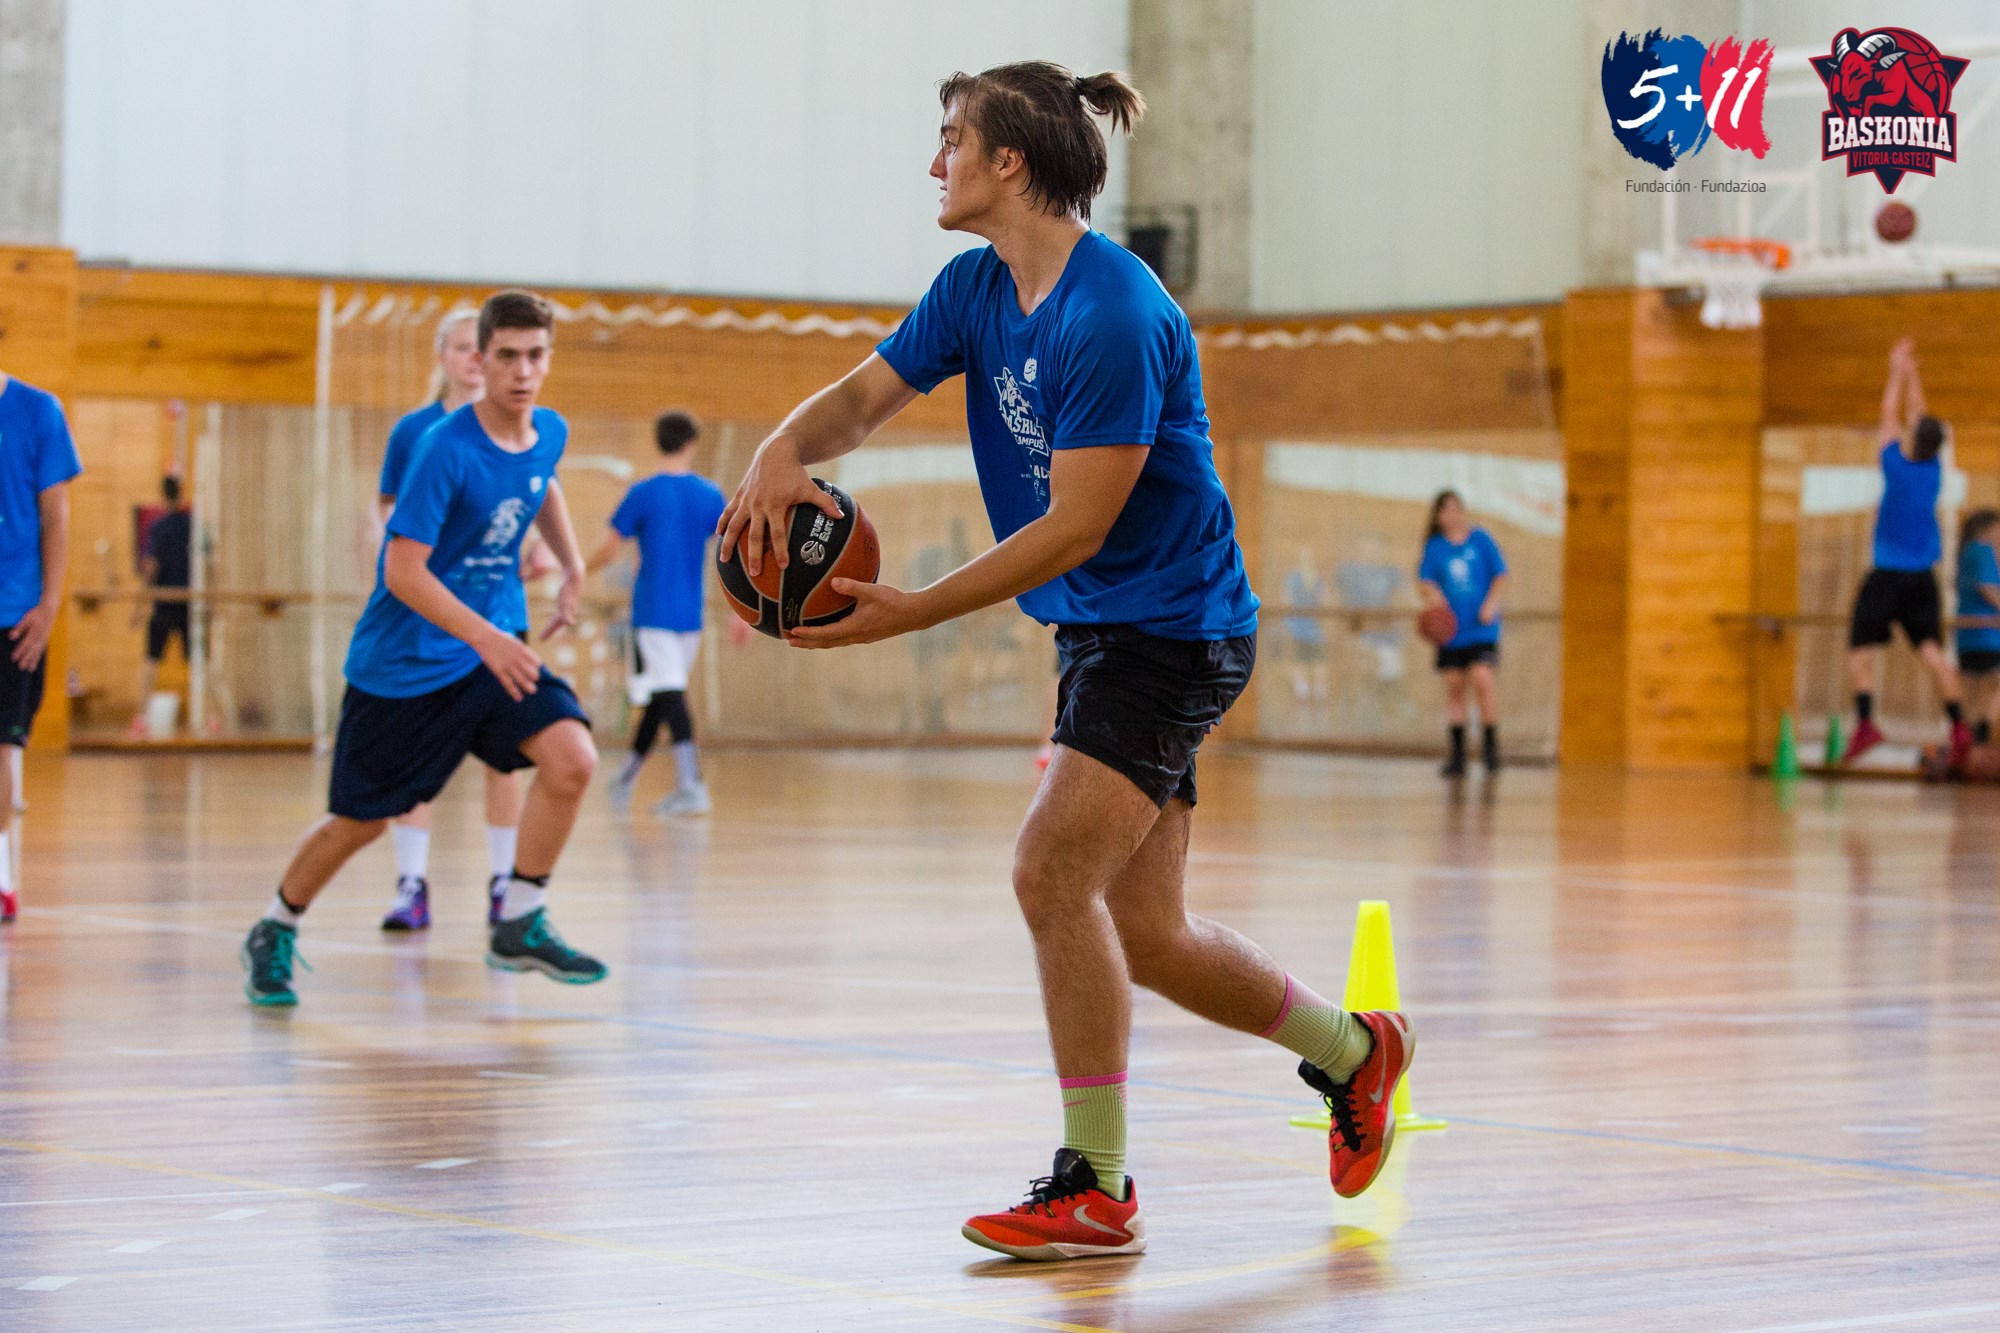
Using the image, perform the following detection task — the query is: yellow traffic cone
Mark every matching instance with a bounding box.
[1289,900,1447,1133]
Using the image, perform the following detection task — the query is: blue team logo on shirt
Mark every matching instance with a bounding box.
[992,365,1051,506]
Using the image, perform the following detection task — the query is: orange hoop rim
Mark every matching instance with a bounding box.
[1687,236,1792,270]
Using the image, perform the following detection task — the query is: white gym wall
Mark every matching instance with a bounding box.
[60,0,1128,303]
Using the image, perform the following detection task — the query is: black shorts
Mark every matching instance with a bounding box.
[1960,649,2000,674]
[328,666,589,821]
[1436,642,1499,672]
[1850,568,1941,648]
[146,602,190,661]
[1051,623,1256,809]
[0,631,48,747]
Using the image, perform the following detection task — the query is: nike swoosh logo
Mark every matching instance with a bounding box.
[1072,1205,1126,1237]
[1061,1099,1088,1109]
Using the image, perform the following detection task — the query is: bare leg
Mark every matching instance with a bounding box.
[512,720,595,878]
[1104,799,1287,1032]
[1847,646,1881,697]
[1469,662,1499,726]
[1013,747,1163,1075]
[394,802,432,833]
[278,816,389,909]
[1442,668,1469,725]
[483,767,523,828]
[0,743,16,820]
[1916,640,1962,707]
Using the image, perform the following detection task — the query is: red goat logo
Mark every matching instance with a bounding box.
[1814,27,1969,191]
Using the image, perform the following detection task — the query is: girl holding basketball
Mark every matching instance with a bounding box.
[1418,490,1506,776]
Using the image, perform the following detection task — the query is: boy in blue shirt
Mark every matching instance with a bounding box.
[1844,338,1968,767]
[1418,490,1509,775]
[720,62,1411,1260]
[587,410,728,815]
[0,371,82,924]
[240,291,607,1005]
[372,309,545,932]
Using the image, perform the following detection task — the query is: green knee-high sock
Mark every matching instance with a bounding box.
[1059,1073,1128,1201]
[1260,975,1373,1081]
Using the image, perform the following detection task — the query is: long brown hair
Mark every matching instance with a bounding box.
[938,62,1143,221]
[1424,489,1464,544]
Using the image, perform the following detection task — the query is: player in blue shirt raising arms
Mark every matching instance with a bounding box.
[0,370,81,924]
[240,291,607,1006]
[720,62,1412,1261]
[1419,490,1508,776]
[1844,338,1968,767]
[587,411,728,816]
[373,309,549,932]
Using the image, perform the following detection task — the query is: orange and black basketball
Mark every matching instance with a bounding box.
[716,479,880,638]
[1417,603,1458,647]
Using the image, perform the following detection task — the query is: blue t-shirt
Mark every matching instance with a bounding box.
[1419,529,1507,649]
[611,472,727,632]
[1958,540,2000,654]
[379,401,528,634]
[0,378,84,625]
[344,405,566,697]
[875,231,1258,640]
[1874,440,1942,571]
[378,401,448,498]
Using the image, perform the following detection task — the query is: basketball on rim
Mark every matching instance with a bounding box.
[716,479,881,638]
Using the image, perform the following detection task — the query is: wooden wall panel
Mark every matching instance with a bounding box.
[1765,289,2000,428]
[1558,291,1635,766]
[0,246,80,750]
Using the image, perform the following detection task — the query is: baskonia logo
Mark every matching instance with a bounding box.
[1814,28,1968,192]
[1602,30,1774,169]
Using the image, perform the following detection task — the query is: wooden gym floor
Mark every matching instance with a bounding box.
[2,747,1998,1331]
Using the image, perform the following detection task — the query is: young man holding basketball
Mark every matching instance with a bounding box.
[721,62,1411,1260]
[240,290,607,1006]
[1844,337,1968,767]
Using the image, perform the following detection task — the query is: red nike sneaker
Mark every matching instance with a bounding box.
[1947,722,1974,775]
[1297,1010,1414,1198]
[1,889,16,923]
[962,1148,1144,1261]
[1843,719,1884,765]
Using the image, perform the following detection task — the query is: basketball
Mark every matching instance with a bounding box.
[1876,202,1917,244]
[1417,603,1457,646]
[716,479,880,637]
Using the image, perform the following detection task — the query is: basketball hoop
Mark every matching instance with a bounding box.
[1684,236,1791,331]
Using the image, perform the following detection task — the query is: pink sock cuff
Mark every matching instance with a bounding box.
[1057,1072,1128,1090]
[1258,975,1299,1039]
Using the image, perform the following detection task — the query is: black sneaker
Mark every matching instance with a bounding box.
[487,908,607,985]
[241,919,306,1007]
[1440,754,1467,778]
[1482,740,1502,772]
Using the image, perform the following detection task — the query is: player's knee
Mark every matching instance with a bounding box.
[335,815,389,846]
[1011,847,1093,931]
[1115,919,1180,989]
[525,722,596,797]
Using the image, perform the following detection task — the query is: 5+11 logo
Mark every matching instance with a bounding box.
[1602,30,1775,169]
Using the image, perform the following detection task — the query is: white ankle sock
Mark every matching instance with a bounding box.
[391,824,430,880]
[499,876,547,922]
[485,825,519,879]
[263,892,303,927]
[0,831,13,892]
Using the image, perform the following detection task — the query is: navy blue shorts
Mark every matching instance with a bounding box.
[1052,624,1256,809]
[328,667,589,821]
[0,630,47,747]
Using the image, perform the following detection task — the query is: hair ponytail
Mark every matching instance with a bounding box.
[940,61,1144,221]
[1073,71,1144,135]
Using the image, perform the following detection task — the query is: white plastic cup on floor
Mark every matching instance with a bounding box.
[145,691,181,739]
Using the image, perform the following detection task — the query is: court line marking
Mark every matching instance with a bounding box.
[207,1207,264,1221]
[18,923,2000,1198]
[108,1239,166,1254]
[1726,1300,2000,1332]
[0,1136,1117,1333]
[0,1189,268,1209]
[413,1158,475,1170]
[17,1275,77,1291]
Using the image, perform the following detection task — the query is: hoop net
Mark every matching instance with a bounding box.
[1685,236,1791,331]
